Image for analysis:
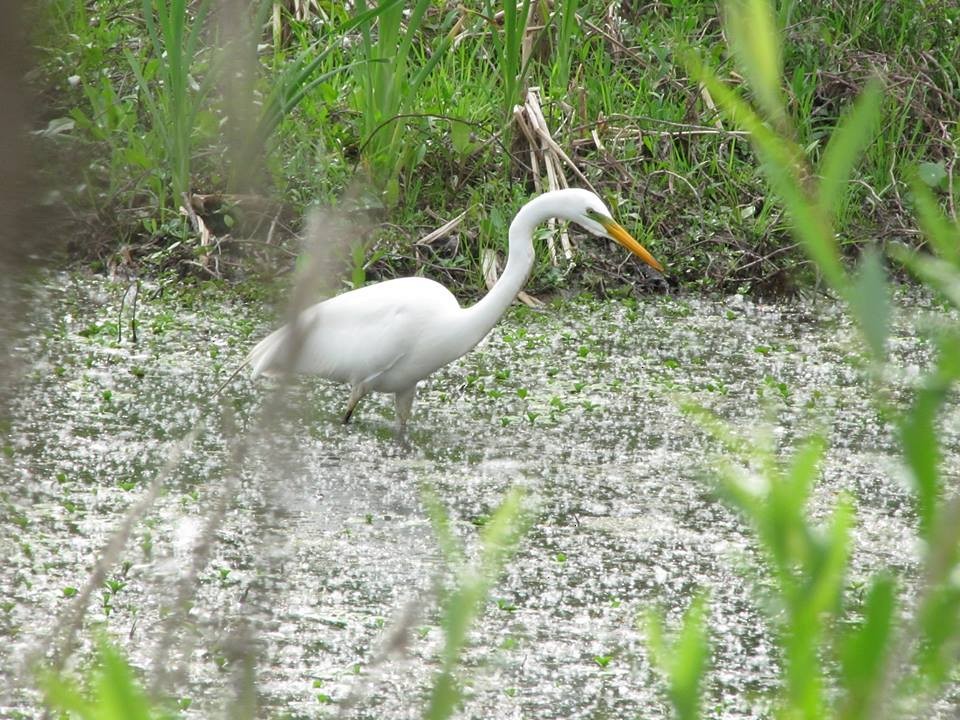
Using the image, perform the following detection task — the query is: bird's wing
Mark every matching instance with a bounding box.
[249,277,459,386]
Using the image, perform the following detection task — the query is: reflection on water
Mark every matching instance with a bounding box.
[0,275,955,717]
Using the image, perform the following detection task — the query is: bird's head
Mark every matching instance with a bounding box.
[572,190,664,273]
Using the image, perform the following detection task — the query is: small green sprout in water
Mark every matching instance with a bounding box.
[365,513,373,524]
[470,514,490,527]
[494,368,511,381]
[140,530,153,559]
[754,345,773,355]
[555,552,567,563]
[496,598,517,612]
[62,587,78,598]
[663,358,681,369]
[316,693,333,704]
[104,579,125,594]
[1,601,15,614]
[486,388,503,399]
[504,687,517,697]
[118,480,137,491]
[609,596,621,608]
[417,626,431,639]
[178,697,192,711]
[516,388,528,399]
[500,417,512,427]
[129,366,145,379]
[100,389,112,404]
[549,396,566,412]
[594,654,613,669]
[500,636,518,651]
[526,411,539,424]
[571,381,586,393]
[577,345,590,358]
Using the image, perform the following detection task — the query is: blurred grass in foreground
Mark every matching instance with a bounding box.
[648,0,960,718]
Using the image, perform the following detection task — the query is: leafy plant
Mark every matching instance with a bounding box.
[422,486,529,720]
[126,0,216,209]
[655,1,960,718]
[42,638,176,720]
[352,0,454,204]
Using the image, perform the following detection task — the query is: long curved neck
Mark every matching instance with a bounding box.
[451,195,552,354]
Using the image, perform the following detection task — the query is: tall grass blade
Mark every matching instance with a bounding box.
[909,179,960,266]
[686,53,846,290]
[890,247,960,310]
[646,595,710,720]
[42,639,165,720]
[898,337,960,538]
[724,0,786,127]
[818,79,884,217]
[838,576,895,720]
[848,248,890,361]
[425,487,528,720]
[550,0,579,94]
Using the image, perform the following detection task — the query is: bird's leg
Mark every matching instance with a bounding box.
[343,384,366,424]
[394,385,417,435]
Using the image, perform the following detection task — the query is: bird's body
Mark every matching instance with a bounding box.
[247,189,662,432]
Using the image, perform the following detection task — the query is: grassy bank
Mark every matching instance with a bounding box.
[29,0,959,297]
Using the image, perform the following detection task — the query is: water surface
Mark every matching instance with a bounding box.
[1,275,955,718]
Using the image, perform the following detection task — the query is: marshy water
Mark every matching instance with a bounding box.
[2,274,957,718]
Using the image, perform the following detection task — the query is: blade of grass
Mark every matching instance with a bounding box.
[818,79,884,217]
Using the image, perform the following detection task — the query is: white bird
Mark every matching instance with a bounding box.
[246,188,663,432]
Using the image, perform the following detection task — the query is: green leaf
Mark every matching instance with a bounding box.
[890,246,960,311]
[685,52,845,291]
[847,248,889,361]
[645,595,710,720]
[908,178,960,266]
[839,576,895,720]
[724,0,785,126]
[817,79,884,217]
[898,334,960,538]
[917,161,948,188]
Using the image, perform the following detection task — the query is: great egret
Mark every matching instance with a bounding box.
[247,188,663,431]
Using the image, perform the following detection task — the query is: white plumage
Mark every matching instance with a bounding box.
[247,189,663,432]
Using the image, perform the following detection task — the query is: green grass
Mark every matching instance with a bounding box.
[30,0,959,293]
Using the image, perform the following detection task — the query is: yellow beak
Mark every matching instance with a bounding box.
[601,218,664,273]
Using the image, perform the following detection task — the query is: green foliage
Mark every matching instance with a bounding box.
[42,639,176,720]
[645,595,710,720]
[480,0,532,123]
[422,486,529,720]
[668,1,960,718]
[352,0,453,204]
[126,0,215,208]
